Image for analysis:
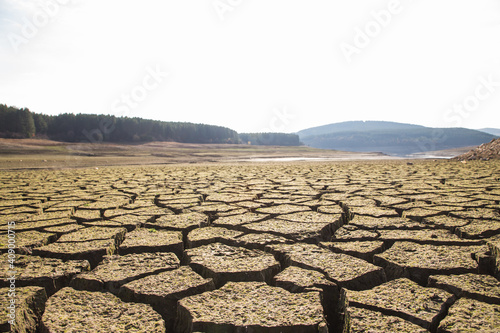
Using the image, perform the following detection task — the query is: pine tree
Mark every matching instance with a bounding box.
[16,108,35,137]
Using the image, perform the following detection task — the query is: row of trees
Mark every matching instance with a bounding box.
[239,133,301,146]
[0,104,36,138]
[0,104,239,143]
[0,104,301,146]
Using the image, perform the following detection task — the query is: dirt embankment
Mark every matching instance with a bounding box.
[454,138,500,161]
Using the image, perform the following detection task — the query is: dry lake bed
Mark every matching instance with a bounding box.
[1,159,500,332]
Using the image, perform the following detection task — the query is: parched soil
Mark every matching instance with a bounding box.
[1,159,500,332]
[0,138,391,170]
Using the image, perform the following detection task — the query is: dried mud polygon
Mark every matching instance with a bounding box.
[119,228,183,256]
[70,252,180,294]
[373,241,488,284]
[342,278,455,331]
[0,286,46,333]
[41,287,166,332]
[0,254,90,295]
[176,281,327,332]
[344,306,428,333]
[119,266,215,331]
[184,243,280,287]
[437,297,500,332]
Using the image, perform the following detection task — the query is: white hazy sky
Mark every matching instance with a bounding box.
[1,0,500,133]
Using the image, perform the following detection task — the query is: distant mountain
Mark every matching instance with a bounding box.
[479,128,500,136]
[298,121,497,156]
[297,121,425,138]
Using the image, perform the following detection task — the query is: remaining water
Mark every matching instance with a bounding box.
[240,156,398,162]
[239,154,454,162]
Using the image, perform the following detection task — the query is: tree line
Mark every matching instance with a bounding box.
[239,133,301,146]
[0,104,301,146]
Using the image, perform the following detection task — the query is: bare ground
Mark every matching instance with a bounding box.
[1,160,500,332]
[0,138,393,170]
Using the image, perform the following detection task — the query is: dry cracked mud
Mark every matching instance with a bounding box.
[1,160,500,332]
[177,281,328,333]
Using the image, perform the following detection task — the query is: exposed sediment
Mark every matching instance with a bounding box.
[176,281,327,333]
[1,160,500,332]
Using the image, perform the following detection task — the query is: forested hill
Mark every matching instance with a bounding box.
[0,104,239,144]
[298,121,498,155]
[0,104,302,146]
[297,120,425,138]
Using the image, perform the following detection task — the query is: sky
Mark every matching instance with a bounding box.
[1,0,500,134]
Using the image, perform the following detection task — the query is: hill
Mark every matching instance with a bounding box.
[454,138,500,161]
[298,121,497,156]
[0,104,239,144]
[297,120,424,138]
[0,103,300,146]
[479,128,500,136]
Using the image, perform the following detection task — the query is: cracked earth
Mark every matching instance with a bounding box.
[1,160,500,332]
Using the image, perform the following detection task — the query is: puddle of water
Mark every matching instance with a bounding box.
[238,156,399,162]
[246,157,328,162]
[405,154,455,159]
